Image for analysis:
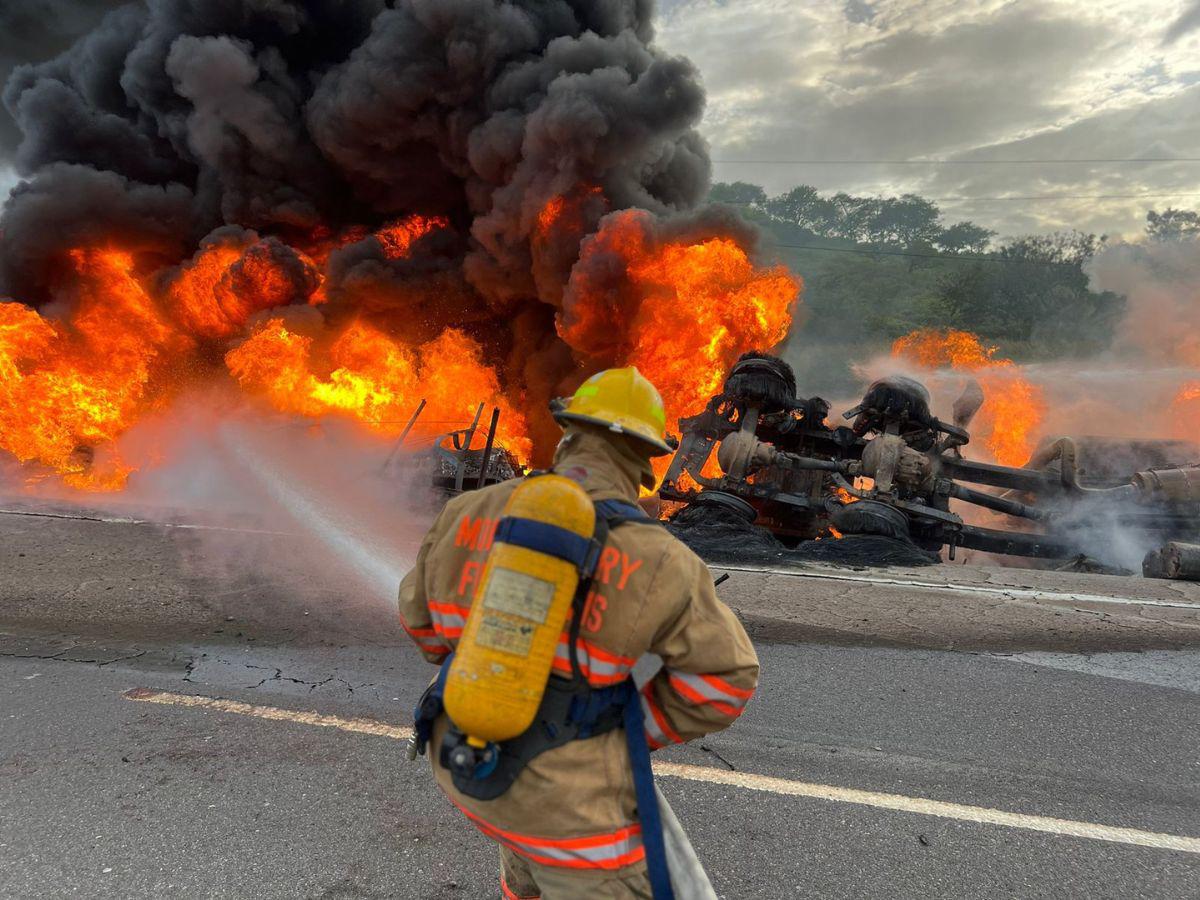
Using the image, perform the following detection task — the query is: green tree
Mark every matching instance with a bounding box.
[936,221,995,254]
[865,194,942,247]
[928,232,1124,353]
[828,193,878,243]
[709,181,767,207]
[763,184,987,252]
[1146,207,1200,241]
[763,185,837,233]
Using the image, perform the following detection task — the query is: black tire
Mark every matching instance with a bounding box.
[692,490,758,524]
[831,500,911,540]
[723,353,797,411]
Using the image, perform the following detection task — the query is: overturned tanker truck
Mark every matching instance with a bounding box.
[660,353,1200,571]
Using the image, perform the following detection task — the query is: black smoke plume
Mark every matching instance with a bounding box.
[1,0,724,453]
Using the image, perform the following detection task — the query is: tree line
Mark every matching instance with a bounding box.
[710,181,995,253]
[707,183,1200,364]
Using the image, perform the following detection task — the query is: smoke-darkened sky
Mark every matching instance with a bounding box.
[4,0,1200,240]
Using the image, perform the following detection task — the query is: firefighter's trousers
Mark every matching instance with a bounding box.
[499,846,652,899]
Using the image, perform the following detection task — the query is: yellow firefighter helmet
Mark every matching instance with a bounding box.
[554,367,673,455]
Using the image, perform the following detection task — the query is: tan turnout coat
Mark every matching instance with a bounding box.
[398,429,759,876]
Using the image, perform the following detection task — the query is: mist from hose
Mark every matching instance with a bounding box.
[218,423,416,606]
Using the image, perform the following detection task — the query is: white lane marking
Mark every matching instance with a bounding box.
[124,688,411,739]
[711,564,1200,611]
[124,688,1200,855]
[0,508,295,536]
[652,763,1200,855]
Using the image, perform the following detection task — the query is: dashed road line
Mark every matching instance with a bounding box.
[123,688,1200,855]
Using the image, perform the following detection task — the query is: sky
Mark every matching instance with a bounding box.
[656,0,1200,239]
[4,0,1200,240]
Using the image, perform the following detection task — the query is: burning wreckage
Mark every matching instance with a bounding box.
[657,353,1200,576]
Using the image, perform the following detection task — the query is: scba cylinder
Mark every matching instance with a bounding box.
[443,474,596,747]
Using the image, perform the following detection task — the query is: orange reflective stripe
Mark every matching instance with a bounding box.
[667,673,743,719]
[470,819,644,870]
[577,638,635,668]
[463,807,642,850]
[448,796,645,870]
[552,635,634,686]
[428,598,468,641]
[519,843,646,871]
[641,683,683,746]
[428,600,470,617]
[699,672,755,700]
[399,613,453,653]
[500,874,538,900]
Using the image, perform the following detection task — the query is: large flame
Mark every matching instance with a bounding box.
[226,320,532,461]
[562,209,800,428]
[0,204,798,491]
[0,249,189,489]
[892,329,1046,466]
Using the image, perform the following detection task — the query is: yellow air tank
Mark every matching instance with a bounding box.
[443,474,596,748]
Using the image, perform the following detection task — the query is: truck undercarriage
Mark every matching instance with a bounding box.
[660,353,1200,572]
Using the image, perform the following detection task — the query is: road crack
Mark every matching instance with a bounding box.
[699,743,737,771]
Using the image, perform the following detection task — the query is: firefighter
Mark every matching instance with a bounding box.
[399,367,759,899]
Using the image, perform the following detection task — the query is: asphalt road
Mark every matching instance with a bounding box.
[2,505,1200,898]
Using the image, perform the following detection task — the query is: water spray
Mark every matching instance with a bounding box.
[219,424,414,606]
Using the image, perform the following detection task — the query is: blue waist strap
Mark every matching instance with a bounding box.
[621,681,675,900]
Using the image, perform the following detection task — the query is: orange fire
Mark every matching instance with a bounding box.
[0,204,799,492]
[833,486,859,505]
[375,215,448,260]
[562,209,800,431]
[165,237,319,338]
[226,319,531,461]
[892,329,1046,466]
[1172,381,1200,440]
[0,249,187,489]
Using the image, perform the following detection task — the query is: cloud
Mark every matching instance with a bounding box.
[1166,1,1200,42]
[656,0,1200,238]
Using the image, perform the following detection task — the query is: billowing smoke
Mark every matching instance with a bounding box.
[0,0,129,156]
[0,0,798,486]
[1087,237,1200,372]
[4,1,707,298]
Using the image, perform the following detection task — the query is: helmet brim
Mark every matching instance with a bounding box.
[554,411,675,456]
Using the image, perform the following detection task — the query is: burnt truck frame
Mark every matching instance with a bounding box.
[660,353,1200,565]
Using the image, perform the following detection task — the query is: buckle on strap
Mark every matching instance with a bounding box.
[411,653,454,757]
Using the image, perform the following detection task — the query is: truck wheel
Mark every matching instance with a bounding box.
[831,500,911,540]
[692,490,758,524]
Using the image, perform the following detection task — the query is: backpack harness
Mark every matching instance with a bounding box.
[409,490,676,900]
